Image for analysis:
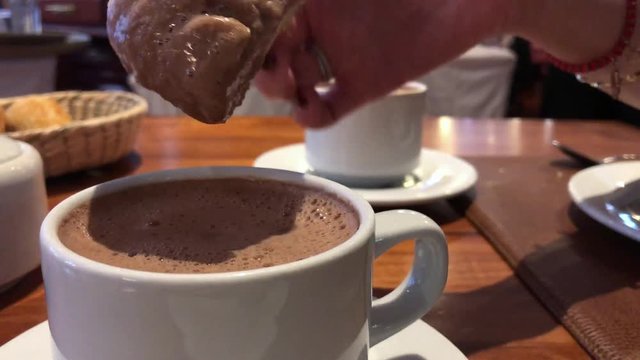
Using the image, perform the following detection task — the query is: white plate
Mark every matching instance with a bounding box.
[569,161,640,242]
[0,320,467,360]
[254,144,478,207]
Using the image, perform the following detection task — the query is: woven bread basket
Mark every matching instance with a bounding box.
[2,91,148,177]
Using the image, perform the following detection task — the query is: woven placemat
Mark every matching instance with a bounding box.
[464,156,640,360]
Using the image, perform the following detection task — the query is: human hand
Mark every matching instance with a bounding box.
[255,0,512,127]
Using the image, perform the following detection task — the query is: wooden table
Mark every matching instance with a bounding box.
[4,116,633,359]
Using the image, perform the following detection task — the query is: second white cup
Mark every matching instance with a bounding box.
[305,82,427,188]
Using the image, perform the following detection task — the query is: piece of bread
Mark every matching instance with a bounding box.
[107,0,303,124]
[5,97,72,131]
[0,107,6,133]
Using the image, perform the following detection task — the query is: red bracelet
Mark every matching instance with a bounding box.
[547,0,638,73]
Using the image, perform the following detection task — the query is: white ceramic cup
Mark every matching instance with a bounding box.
[0,136,47,292]
[305,82,427,188]
[41,167,448,360]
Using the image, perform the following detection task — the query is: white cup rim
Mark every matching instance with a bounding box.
[315,81,427,97]
[388,81,427,96]
[41,167,375,285]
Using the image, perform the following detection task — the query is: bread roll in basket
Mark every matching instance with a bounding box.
[0,91,148,177]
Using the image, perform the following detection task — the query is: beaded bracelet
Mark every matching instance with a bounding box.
[575,0,640,102]
[546,0,637,74]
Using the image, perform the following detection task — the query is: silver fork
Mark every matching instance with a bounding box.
[552,140,640,167]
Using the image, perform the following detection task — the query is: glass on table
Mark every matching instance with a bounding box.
[7,0,42,34]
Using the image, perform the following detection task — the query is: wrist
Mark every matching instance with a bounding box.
[505,0,627,64]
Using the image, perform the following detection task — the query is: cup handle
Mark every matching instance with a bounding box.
[370,210,448,346]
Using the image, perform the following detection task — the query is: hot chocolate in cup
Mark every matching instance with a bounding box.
[41,167,447,360]
[58,177,360,274]
[306,82,427,188]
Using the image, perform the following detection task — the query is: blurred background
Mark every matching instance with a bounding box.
[1,0,639,123]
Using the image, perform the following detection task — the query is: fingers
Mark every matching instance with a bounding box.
[254,15,308,100]
[254,31,300,100]
[293,86,336,128]
[291,42,327,88]
[253,11,366,129]
[258,35,369,129]
[255,39,324,100]
[293,83,368,128]
[254,50,296,100]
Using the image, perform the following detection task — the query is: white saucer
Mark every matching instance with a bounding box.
[254,144,478,207]
[0,320,467,360]
[569,161,640,242]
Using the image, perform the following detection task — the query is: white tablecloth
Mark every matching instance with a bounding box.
[419,45,516,118]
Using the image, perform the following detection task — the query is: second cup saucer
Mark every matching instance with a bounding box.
[254,144,477,207]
